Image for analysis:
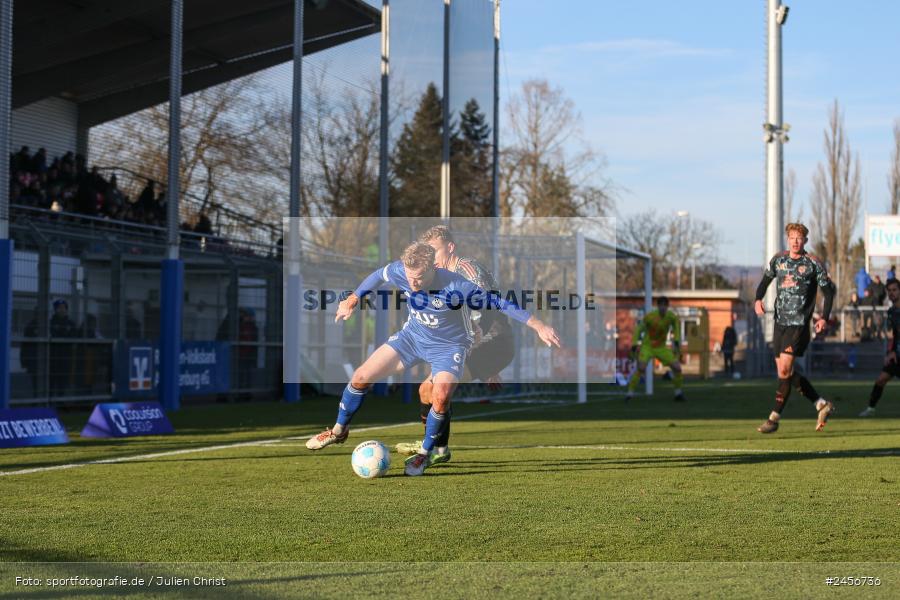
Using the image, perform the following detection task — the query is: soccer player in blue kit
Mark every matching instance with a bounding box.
[305,241,561,476]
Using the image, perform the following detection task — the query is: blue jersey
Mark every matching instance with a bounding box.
[355,261,530,348]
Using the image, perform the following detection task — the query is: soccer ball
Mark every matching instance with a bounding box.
[350,440,391,479]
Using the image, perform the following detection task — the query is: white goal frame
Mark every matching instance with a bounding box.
[575,233,652,403]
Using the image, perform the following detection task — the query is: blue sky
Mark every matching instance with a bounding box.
[501,0,900,265]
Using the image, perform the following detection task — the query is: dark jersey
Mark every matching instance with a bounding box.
[888,305,900,354]
[758,251,833,327]
[454,257,512,339]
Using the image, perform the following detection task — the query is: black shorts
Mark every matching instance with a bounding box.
[882,360,900,378]
[467,331,515,381]
[773,323,811,357]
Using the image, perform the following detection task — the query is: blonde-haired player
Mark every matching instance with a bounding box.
[395,225,515,462]
[306,242,560,476]
[755,222,835,433]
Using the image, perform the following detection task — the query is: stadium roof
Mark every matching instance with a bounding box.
[12,0,380,127]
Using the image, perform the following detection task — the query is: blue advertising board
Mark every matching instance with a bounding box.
[81,402,174,438]
[0,408,69,448]
[114,341,230,399]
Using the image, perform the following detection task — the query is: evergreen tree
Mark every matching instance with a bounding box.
[391,83,443,217]
[452,98,493,217]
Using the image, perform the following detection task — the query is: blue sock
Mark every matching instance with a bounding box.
[422,408,447,453]
[336,384,366,428]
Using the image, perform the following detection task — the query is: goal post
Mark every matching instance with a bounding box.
[282,216,653,401]
[573,232,653,402]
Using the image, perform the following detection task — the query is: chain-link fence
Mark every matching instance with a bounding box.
[8,212,281,405]
[742,303,893,379]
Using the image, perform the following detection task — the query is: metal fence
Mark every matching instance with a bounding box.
[8,205,283,405]
[742,303,892,379]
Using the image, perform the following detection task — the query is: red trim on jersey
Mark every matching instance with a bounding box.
[457,259,478,281]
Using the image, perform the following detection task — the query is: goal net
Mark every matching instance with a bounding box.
[283,217,652,402]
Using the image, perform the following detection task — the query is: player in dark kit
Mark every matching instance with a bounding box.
[395,225,515,463]
[754,223,836,433]
[860,277,900,417]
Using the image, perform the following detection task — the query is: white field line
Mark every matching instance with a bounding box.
[446,444,794,454]
[264,442,889,456]
[0,403,577,478]
[259,443,796,453]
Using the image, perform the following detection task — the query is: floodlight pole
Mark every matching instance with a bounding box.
[491,0,501,278]
[764,0,788,337]
[491,0,500,220]
[0,0,13,408]
[576,233,587,404]
[644,257,653,395]
[379,1,390,240]
[374,0,390,397]
[159,0,184,412]
[440,0,451,219]
[284,0,306,403]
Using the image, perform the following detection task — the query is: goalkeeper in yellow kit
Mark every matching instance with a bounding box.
[625,296,685,401]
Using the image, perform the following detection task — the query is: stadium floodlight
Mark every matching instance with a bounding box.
[776,5,789,25]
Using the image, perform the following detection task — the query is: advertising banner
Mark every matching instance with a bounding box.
[0,408,69,448]
[114,341,230,398]
[866,214,900,257]
[81,402,174,438]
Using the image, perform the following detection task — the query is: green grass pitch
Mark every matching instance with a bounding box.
[1,379,898,599]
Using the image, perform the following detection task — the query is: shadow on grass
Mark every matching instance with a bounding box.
[5,383,897,474]
[414,446,900,477]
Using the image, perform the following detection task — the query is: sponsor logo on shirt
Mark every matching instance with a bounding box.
[410,308,439,328]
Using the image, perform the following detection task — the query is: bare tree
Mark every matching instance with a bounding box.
[618,210,722,290]
[889,120,900,214]
[90,76,275,236]
[809,100,861,304]
[262,68,383,223]
[501,79,614,218]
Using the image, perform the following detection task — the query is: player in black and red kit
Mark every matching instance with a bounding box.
[860,277,900,417]
[754,223,836,433]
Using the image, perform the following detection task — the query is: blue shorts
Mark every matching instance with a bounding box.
[385,327,468,379]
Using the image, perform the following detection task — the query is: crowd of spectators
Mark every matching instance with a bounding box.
[10,146,317,262]
[846,266,894,340]
[10,145,161,225]
[8,145,213,238]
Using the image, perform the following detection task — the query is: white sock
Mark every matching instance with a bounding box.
[769,411,781,422]
[815,398,827,411]
[434,446,448,455]
[333,423,344,435]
